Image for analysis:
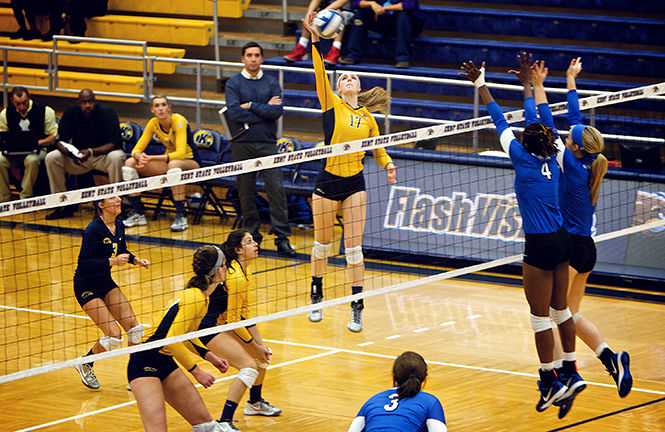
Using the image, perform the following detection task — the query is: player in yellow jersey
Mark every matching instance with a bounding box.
[303,12,397,332]
[128,245,230,432]
[122,95,201,232]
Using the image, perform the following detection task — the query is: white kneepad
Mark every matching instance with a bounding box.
[99,335,123,351]
[127,324,144,344]
[192,420,221,432]
[529,314,551,333]
[549,307,572,325]
[572,312,583,324]
[345,246,363,266]
[167,167,182,175]
[122,166,139,181]
[312,241,331,260]
[237,367,259,388]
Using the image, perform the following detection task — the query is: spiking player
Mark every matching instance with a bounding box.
[460,57,585,418]
[529,57,632,399]
[73,196,150,389]
[302,11,397,332]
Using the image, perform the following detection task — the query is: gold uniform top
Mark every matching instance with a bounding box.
[312,43,392,177]
[132,113,194,160]
[142,287,210,371]
[214,260,255,343]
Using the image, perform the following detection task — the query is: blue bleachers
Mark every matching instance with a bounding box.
[454,0,665,12]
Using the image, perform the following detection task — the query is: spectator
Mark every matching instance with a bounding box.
[68,0,108,39]
[41,0,67,42]
[9,0,42,40]
[225,42,297,258]
[340,0,423,68]
[283,0,353,65]
[0,87,57,202]
[44,89,125,220]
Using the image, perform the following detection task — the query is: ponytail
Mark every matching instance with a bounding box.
[185,245,224,291]
[392,351,428,400]
[580,126,607,206]
[358,87,390,116]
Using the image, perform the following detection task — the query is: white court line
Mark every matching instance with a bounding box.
[14,349,341,432]
[440,321,456,326]
[413,328,429,333]
[467,315,482,320]
[0,305,90,320]
[385,335,402,340]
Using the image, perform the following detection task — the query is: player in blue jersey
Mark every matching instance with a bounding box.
[460,57,584,418]
[530,57,631,399]
[73,196,150,390]
[347,351,446,432]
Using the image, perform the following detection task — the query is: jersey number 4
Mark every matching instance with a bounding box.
[541,163,552,180]
[349,114,362,128]
[383,392,399,412]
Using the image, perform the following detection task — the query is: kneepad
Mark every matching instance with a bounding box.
[237,367,259,388]
[549,307,572,325]
[126,324,144,344]
[345,246,363,266]
[572,312,583,324]
[122,166,139,181]
[99,335,123,351]
[529,314,551,333]
[167,167,182,175]
[312,241,331,260]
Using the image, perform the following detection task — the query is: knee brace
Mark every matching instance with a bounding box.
[572,312,582,324]
[167,167,182,175]
[237,367,259,388]
[126,324,144,344]
[549,307,573,325]
[312,241,331,260]
[192,420,221,432]
[99,335,123,351]
[550,318,558,330]
[529,314,551,333]
[345,245,363,266]
[122,166,139,181]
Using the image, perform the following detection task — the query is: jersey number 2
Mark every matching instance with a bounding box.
[349,114,362,128]
[541,163,552,180]
[383,392,399,412]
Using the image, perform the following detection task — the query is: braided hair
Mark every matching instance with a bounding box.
[522,123,558,158]
[185,245,224,291]
[392,351,428,400]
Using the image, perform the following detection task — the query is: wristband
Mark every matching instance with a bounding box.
[473,67,486,88]
[166,154,170,163]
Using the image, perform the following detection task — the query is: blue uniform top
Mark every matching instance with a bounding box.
[348,388,447,432]
[487,100,563,234]
[74,217,134,283]
[532,93,596,236]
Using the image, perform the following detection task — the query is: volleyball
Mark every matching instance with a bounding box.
[312,9,344,39]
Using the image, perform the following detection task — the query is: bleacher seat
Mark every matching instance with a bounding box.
[109,0,249,19]
[85,15,214,46]
[454,0,663,13]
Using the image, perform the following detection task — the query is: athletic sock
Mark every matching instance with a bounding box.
[174,200,186,215]
[311,276,322,299]
[220,400,238,422]
[128,195,145,214]
[351,286,362,295]
[85,348,94,367]
[562,360,577,376]
[598,347,615,369]
[298,37,309,48]
[249,384,262,404]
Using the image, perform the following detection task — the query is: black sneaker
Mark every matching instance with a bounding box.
[556,372,586,419]
[45,205,77,220]
[535,378,567,412]
[608,351,632,398]
[276,239,296,257]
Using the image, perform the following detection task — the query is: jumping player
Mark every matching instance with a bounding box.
[73,196,150,389]
[302,11,397,332]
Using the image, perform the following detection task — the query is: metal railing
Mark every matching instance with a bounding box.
[1,38,663,152]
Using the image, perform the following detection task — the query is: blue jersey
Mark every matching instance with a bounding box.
[488,101,563,234]
[349,389,446,432]
[74,217,134,284]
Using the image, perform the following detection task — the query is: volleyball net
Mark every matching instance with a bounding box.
[0,81,664,384]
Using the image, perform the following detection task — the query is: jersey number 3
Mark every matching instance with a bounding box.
[541,162,552,180]
[349,114,362,129]
[383,392,399,412]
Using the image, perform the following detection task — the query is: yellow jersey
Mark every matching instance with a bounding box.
[132,113,194,160]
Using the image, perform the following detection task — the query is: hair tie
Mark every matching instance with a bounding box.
[571,124,586,147]
[207,245,224,276]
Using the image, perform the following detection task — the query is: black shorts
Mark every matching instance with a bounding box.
[569,234,597,274]
[73,277,118,308]
[523,225,572,271]
[313,171,365,202]
[127,348,179,383]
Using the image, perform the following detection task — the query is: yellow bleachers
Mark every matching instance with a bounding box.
[86,15,213,46]
[109,0,250,19]
[0,37,186,74]
[0,66,144,102]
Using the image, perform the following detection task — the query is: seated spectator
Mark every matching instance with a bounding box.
[44,89,125,220]
[122,95,200,232]
[284,0,353,65]
[0,87,57,202]
[9,0,42,40]
[340,0,423,68]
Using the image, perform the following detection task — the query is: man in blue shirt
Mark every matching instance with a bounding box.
[225,42,296,257]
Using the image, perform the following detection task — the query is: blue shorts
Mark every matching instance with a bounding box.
[569,234,596,273]
[127,348,179,383]
[73,277,117,307]
[313,171,365,202]
[523,225,572,271]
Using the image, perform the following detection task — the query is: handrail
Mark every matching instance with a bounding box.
[0,42,662,147]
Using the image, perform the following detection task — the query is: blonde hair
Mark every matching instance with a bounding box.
[358,87,390,115]
[581,126,608,206]
[150,94,170,106]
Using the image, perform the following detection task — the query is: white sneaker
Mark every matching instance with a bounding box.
[123,212,147,227]
[347,304,363,332]
[170,213,188,232]
[217,421,241,432]
[308,295,323,322]
[244,399,282,416]
[74,362,100,389]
